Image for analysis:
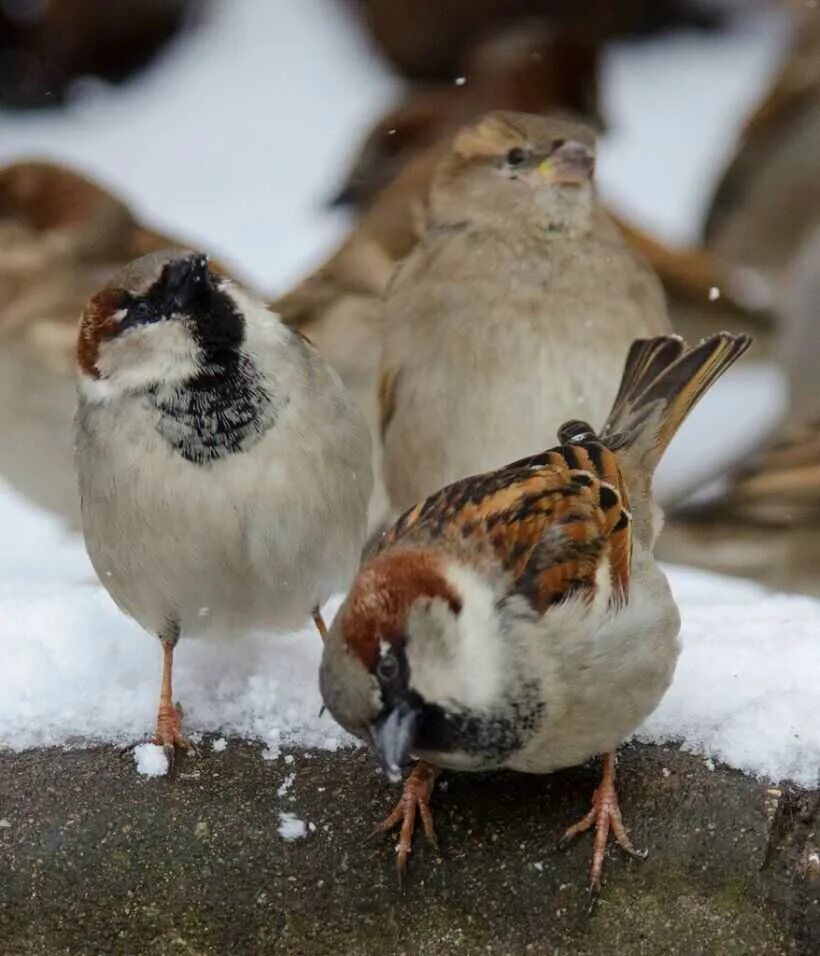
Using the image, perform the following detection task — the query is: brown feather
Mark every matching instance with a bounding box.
[378,447,631,615]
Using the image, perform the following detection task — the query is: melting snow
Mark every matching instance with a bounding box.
[278,812,308,842]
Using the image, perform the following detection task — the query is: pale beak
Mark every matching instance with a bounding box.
[370,698,420,783]
[538,140,595,185]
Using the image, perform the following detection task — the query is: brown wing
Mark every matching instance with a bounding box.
[378,440,631,613]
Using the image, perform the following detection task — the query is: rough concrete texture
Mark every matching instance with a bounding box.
[1,741,818,955]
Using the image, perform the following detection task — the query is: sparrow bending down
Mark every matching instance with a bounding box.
[75,250,373,770]
[320,331,751,892]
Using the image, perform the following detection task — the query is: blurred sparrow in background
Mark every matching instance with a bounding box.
[0,160,228,526]
[378,111,670,516]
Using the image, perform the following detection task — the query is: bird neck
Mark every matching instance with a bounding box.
[150,350,276,465]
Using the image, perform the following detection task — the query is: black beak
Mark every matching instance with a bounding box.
[163,253,210,311]
[370,698,420,783]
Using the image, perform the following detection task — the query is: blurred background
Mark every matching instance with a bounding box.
[0,0,818,591]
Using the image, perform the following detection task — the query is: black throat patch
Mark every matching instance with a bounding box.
[150,352,279,465]
[147,274,281,464]
[414,679,545,768]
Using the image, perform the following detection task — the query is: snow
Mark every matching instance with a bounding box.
[133,743,169,778]
[278,812,308,842]
[277,773,296,798]
[638,567,820,788]
[0,2,815,787]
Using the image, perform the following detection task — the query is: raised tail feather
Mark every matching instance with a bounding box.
[601,332,752,468]
[594,332,752,543]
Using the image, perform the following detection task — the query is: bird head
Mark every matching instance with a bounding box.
[320,548,476,782]
[321,547,523,781]
[77,248,250,397]
[431,110,596,235]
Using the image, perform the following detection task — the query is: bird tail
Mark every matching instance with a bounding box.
[593,332,752,542]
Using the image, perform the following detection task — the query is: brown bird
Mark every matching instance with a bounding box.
[0,0,198,109]
[703,7,820,283]
[0,159,232,525]
[376,110,672,516]
[331,22,603,210]
[683,221,820,527]
[351,0,724,80]
[321,331,752,891]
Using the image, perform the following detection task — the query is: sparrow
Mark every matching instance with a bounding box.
[682,221,820,527]
[330,22,603,210]
[75,249,373,770]
[0,0,197,109]
[320,331,752,892]
[0,159,233,526]
[378,110,672,516]
[353,0,723,81]
[703,7,820,283]
[278,115,759,509]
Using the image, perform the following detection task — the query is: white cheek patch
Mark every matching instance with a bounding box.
[78,374,122,403]
[94,320,202,392]
[406,562,502,711]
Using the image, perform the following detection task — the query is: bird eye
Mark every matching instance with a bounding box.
[124,300,156,325]
[506,147,527,167]
[376,652,399,683]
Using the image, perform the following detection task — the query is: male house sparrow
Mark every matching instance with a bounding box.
[75,249,373,768]
[378,110,672,516]
[320,331,752,891]
[0,160,218,526]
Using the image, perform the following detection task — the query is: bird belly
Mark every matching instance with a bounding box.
[504,565,681,775]
[77,399,367,640]
[383,276,665,511]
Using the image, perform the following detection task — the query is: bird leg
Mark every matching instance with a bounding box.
[153,637,194,774]
[375,761,441,880]
[312,607,329,642]
[558,752,647,894]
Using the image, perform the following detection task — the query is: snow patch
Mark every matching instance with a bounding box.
[637,566,820,788]
[277,773,296,798]
[133,743,169,778]
[278,812,308,842]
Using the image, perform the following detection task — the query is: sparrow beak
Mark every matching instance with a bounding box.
[370,698,420,783]
[164,253,210,311]
[538,140,595,186]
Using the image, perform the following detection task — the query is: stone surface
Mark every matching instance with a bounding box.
[1,741,817,955]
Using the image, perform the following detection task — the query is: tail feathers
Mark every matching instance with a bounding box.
[601,332,753,475]
[594,332,752,546]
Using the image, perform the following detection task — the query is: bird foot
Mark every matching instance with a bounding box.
[153,701,197,775]
[119,701,197,776]
[558,755,647,895]
[374,762,441,881]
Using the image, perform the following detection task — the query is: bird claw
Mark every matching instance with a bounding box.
[559,754,646,894]
[374,763,441,881]
[118,701,196,777]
